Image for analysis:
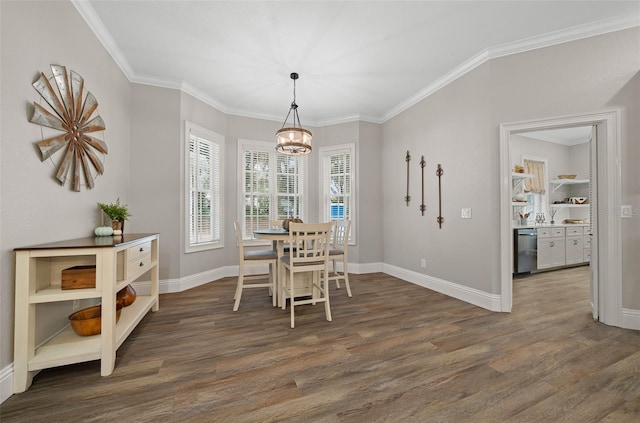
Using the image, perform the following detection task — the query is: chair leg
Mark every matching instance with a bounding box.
[343,258,352,297]
[332,259,341,288]
[290,272,295,329]
[311,271,318,305]
[270,263,277,307]
[233,273,243,311]
[281,268,287,310]
[323,268,332,322]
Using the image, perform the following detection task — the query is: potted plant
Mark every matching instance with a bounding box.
[97,198,131,234]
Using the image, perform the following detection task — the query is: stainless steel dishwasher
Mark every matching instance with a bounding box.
[514,228,537,275]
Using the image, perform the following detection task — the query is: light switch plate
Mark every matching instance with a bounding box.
[621,205,632,218]
[461,208,472,219]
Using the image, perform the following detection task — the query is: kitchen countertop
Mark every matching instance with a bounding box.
[513,223,589,230]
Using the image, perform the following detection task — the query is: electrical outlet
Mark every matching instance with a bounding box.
[72,299,80,311]
[461,208,472,219]
[420,259,426,268]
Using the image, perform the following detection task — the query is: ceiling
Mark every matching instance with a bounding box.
[521,126,593,145]
[76,1,639,126]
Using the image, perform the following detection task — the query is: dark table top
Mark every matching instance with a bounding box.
[14,233,158,251]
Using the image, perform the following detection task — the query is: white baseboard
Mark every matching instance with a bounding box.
[622,308,640,330]
[382,263,502,312]
[1,363,13,404]
[132,261,385,295]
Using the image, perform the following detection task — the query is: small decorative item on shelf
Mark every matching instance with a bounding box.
[94,226,113,237]
[282,218,303,231]
[68,304,122,336]
[519,212,529,225]
[549,208,558,225]
[514,164,525,173]
[558,174,577,179]
[535,212,546,225]
[97,198,131,235]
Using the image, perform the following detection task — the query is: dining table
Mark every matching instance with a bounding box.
[254,228,313,307]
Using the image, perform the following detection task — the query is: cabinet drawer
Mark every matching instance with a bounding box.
[128,242,152,262]
[539,228,564,238]
[538,228,551,238]
[566,226,584,236]
[127,253,152,280]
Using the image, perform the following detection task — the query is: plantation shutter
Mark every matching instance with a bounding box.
[189,133,221,245]
[321,144,355,243]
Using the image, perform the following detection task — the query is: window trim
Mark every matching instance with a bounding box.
[184,121,224,253]
[237,138,308,243]
[319,143,357,245]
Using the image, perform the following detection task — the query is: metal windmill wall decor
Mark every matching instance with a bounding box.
[29,64,108,191]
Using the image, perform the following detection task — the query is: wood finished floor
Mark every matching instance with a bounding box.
[2,267,640,422]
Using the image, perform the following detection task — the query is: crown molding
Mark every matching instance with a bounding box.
[71,0,135,79]
[383,14,640,122]
[73,1,639,126]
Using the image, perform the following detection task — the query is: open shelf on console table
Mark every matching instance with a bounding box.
[13,233,159,393]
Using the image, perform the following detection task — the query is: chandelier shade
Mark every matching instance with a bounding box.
[276,73,312,155]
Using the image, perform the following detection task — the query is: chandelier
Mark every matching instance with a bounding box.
[276,72,312,155]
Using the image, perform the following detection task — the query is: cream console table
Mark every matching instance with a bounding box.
[13,233,159,392]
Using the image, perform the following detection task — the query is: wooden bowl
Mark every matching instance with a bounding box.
[116,284,137,308]
[69,305,122,336]
[558,174,577,179]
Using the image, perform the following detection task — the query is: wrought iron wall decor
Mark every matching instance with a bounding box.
[420,156,426,215]
[436,164,444,228]
[29,64,108,191]
[405,151,411,206]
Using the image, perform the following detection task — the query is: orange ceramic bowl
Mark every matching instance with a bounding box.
[69,305,122,336]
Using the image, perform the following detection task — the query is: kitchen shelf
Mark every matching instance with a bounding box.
[550,178,589,192]
[550,203,589,208]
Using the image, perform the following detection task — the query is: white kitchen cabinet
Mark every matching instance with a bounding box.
[13,233,159,393]
[537,227,566,269]
[565,226,584,265]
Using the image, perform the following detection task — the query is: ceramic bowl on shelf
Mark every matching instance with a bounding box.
[557,174,577,179]
[69,305,122,336]
[569,197,587,204]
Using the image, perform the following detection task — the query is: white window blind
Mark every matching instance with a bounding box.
[186,122,223,252]
[320,144,356,244]
[239,139,305,240]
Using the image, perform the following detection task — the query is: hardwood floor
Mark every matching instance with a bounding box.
[2,267,640,422]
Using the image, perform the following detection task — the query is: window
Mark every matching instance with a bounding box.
[320,143,356,244]
[185,121,223,252]
[522,156,548,222]
[238,139,306,240]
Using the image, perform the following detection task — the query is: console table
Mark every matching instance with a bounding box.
[13,233,159,392]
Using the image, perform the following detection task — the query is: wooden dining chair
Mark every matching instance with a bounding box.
[329,220,352,297]
[280,222,333,328]
[233,220,278,311]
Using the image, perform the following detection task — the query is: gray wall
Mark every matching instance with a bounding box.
[382,28,640,305]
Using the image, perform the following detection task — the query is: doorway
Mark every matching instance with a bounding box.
[510,126,593,315]
[499,111,623,327]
